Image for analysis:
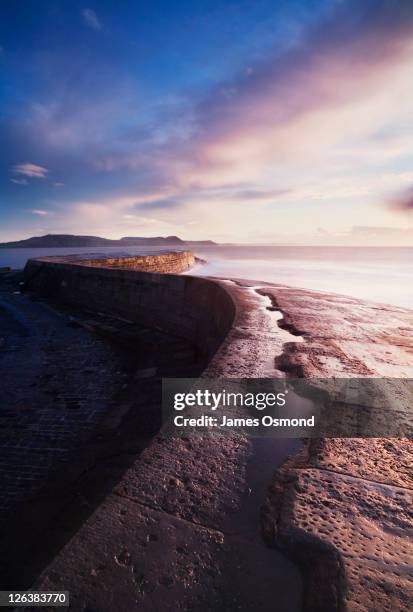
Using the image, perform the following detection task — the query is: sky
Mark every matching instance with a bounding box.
[1,0,413,245]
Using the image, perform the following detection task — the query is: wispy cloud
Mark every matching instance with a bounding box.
[82,8,102,31]
[12,163,48,178]
[123,214,164,227]
[29,209,48,216]
[84,0,413,211]
[231,189,291,201]
[10,178,28,185]
[2,0,413,244]
[137,196,184,212]
[184,0,413,185]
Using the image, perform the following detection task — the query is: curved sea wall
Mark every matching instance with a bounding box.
[24,251,196,273]
[23,253,235,363]
[66,251,196,273]
[13,263,413,611]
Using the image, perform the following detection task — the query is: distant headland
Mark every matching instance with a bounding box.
[0,233,216,248]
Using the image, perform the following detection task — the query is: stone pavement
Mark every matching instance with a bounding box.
[2,268,412,611]
[259,285,413,612]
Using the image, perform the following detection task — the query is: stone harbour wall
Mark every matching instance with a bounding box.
[75,251,196,273]
[26,251,196,274]
[24,254,235,363]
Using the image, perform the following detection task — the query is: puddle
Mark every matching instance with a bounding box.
[248,286,304,343]
[215,282,315,535]
[234,285,304,377]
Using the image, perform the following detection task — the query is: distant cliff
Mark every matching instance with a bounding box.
[0,234,216,248]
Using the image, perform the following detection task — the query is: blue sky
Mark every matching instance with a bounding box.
[1,0,413,244]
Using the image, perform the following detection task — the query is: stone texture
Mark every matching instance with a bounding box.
[112,433,250,531]
[29,251,196,274]
[0,274,128,521]
[8,264,413,611]
[24,272,303,611]
[308,438,413,488]
[262,447,413,612]
[37,493,301,612]
[0,271,202,593]
[261,286,413,378]
[258,284,413,612]
[24,255,235,364]
[203,280,294,378]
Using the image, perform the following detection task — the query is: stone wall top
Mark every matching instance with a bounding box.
[29,251,195,274]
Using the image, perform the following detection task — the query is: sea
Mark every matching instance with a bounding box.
[1,245,412,309]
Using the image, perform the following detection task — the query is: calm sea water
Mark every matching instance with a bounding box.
[1,245,412,309]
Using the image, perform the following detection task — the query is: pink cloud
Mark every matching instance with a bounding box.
[185,0,413,181]
[12,163,48,178]
[82,8,102,31]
